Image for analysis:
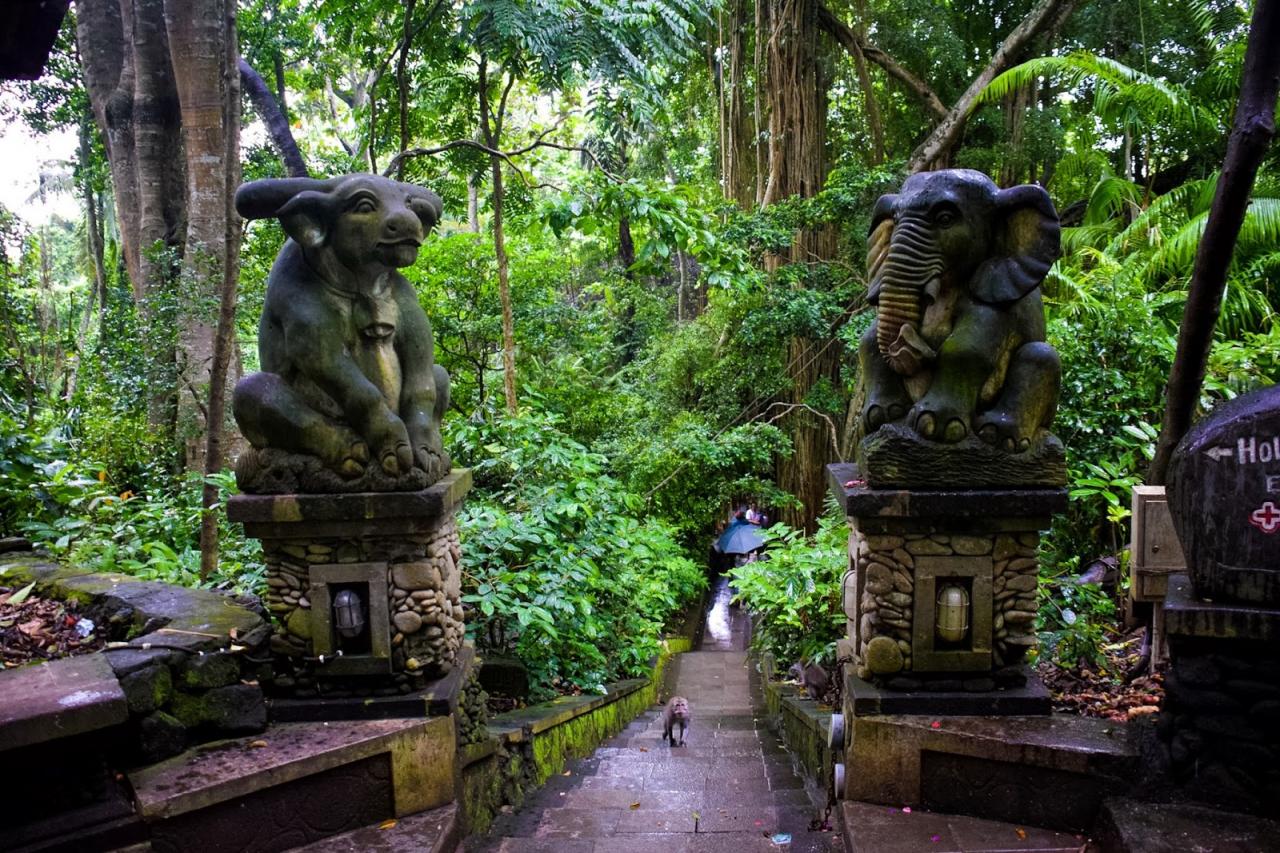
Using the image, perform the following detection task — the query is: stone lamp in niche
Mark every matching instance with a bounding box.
[225,174,473,708]
[829,169,1067,710]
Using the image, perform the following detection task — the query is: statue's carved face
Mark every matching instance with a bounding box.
[328,176,432,271]
[269,174,443,276]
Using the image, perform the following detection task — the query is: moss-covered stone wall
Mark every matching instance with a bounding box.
[459,636,690,835]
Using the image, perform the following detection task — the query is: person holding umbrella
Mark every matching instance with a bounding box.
[715,510,765,566]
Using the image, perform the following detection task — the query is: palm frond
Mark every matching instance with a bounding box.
[977,51,1218,136]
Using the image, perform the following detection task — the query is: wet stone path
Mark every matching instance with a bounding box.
[473,575,842,852]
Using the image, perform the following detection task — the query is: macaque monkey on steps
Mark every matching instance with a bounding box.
[663,696,690,747]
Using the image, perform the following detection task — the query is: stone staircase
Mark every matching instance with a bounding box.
[469,578,842,853]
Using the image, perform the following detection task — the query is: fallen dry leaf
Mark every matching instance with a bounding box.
[379,819,397,830]
[248,740,268,749]
[630,802,641,810]
[1015,828,1027,840]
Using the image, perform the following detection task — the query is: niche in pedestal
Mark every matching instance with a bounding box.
[309,562,392,675]
[911,555,993,672]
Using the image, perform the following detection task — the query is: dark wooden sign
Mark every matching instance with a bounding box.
[1167,384,1280,604]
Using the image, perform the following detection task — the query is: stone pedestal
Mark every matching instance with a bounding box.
[227,469,471,703]
[1156,573,1280,814]
[828,463,1065,713]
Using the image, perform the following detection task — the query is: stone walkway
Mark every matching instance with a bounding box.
[473,574,842,852]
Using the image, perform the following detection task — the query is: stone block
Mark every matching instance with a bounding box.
[866,636,904,675]
[180,652,240,689]
[949,536,991,556]
[139,710,188,763]
[394,611,423,634]
[172,684,267,733]
[121,664,173,715]
[905,537,951,556]
[104,646,182,678]
[392,561,443,591]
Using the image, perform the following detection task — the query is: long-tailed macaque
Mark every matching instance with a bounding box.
[662,696,690,747]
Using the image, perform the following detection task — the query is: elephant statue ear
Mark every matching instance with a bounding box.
[866,193,898,303]
[970,184,1060,304]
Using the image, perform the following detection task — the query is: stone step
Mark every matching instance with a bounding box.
[286,802,459,852]
[486,803,829,843]
[557,786,814,811]
[840,801,1085,853]
[128,716,456,853]
[845,713,1138,832]
[1094,797,1280,853]
[0,653,128,752]
[482,831,835,853]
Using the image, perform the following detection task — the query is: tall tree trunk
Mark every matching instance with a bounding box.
[396,0,417,178]
[723,0,756,206]
[754,0,767,204]
[763,0,840,533]
[467,173,480,232]
[196,0,242,578]
[479,59,518,415]
[848,0,884,165]
[165,0,238,472]
[76,0,142,294]
[80,110,109,324]
[1148,0,1280,484]
[619,216,636,274]
[132,0,185,303]
[68,109,109,402]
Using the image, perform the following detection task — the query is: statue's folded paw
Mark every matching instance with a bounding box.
[909,400,969,443]
[975,412,1032,453]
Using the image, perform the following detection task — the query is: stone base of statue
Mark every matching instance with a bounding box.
[227,470,471,711]
[858,424,1067,489]
[828,463,1065,716]
[235,446,451,495]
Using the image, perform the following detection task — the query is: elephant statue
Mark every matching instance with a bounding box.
[231,173,451,494]
[856,169,1065,486]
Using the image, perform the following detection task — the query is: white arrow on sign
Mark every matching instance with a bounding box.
[1205,446,1234,461]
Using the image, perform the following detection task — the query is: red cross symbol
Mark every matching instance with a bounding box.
[1249,501,1280,534]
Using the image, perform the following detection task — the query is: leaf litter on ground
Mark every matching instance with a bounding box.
[1,585,106,667]
[1037,625,1164,721]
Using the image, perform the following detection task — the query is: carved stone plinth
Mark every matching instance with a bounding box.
[829,463,1065,707]
[227,470,471,701]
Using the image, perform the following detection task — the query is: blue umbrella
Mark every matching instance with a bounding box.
[716,519,764,555]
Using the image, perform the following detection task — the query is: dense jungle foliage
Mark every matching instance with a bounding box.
[1,0,1277,696]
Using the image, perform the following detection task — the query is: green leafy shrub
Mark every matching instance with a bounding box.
[727,507,846,667]
[1036,554,1120,671]
[449,407,705,700]
[13,455,264,596]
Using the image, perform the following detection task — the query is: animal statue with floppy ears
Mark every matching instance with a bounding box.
[231,174,452,493]
[858,169,1062,454]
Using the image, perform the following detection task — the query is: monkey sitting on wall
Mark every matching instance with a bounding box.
[788,660,830,701]
[662,696,690,747]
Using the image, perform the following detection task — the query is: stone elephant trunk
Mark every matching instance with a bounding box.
[870,214,945,376]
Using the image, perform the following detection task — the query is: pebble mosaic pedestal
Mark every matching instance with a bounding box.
[829,463,1064,715]
[227,469,471,704]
